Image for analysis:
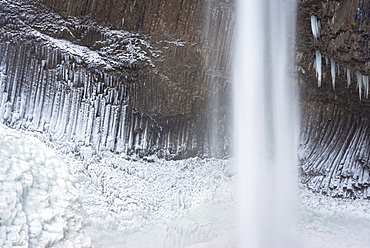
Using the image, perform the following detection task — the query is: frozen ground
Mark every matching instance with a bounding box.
[0,124,235,248]
[1,123,370,247]
[63,151,236,248]
[298,188,370,248]
[0,124,91,247]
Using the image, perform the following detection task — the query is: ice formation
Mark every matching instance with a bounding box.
[363,75,369,99]
[346,68,351,87]
[356,71,369,100]
[0,0,202,159]
[0,38,171,156]
[330,57,336,88]
[63,153,235,248]
[0,123,235,248]
[315,50,322,87]
[4,124,369,248]
[310,15,370,99]
[310,15,320,41]
[0,124,91,247]
[358,71,363,99]
[297,188,370,248]
[312,52,369,99]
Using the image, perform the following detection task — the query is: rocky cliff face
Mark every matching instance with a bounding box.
[0,0,234,159]
[9,0,369,199]
[298,0,370,198]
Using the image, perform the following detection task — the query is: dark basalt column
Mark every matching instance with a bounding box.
[0,0,235,159]
[298,0,370,198]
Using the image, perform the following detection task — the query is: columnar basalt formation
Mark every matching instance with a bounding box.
[0,0,234,159]
[11,0,370,200]
[298,0,370,198]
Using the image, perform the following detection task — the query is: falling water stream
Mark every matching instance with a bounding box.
[233,0,299,247]
[233,1,370,248]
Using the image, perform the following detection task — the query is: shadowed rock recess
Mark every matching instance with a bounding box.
[298,0,370,198]
[0,0,234,159]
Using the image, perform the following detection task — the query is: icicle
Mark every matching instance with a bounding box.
[49,90,60,132]
[325,56,328,66]
[311,15,320,41]
[357,71,362,100]
[0,92,8,122]
[346,68,351,87]
[107,106,119,151]
[55,88,70,137]
[92,117,101,151]
[330,58,336,89]
[141,120,149,150]
[116,105,127,153]
[3,102,11,121]
[363,75,369,98]
[65,89,79,140]
[84,106,95,146]
[101,104,110,147]
[315,50,322,87]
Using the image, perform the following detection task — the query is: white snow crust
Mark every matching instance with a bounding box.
[64,153,236,248]
[0,124,91,248]
[0,124,236,248]
[298,187,370,248]
[2,124,370,248]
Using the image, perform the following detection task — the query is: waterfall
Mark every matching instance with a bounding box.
[233,0,299,247]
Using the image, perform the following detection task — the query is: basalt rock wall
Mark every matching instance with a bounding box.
[0,0,234,159]
[298,0,370,198]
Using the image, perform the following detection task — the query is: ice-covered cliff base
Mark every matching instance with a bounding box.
[0,124,90,247]
[3,124,370,247]
[65,150,236,247]
[0,124,235,247]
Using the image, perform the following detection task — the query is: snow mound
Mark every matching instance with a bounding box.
[0,124,91,248]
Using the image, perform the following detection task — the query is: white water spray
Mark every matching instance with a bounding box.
[233,0,299,247]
